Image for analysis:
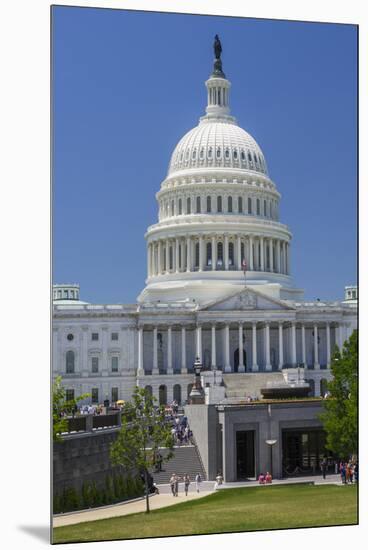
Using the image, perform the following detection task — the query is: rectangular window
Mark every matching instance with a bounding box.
[91,357,99,373]
[111,332,118,341]
[111,356,119,372]
[65,389,75,402]
[91,388,99,403]
[91,333,99,341]
[112,387,119,402]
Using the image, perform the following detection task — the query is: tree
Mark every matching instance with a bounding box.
[319,329,357,459]
[52,376,90,442]
[110,387,174,513]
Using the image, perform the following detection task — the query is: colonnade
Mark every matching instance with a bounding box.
[147,235,290,277]
[137,321,342,376]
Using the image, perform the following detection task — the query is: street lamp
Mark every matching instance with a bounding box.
[265,439,277,478]
[189,356,205,404]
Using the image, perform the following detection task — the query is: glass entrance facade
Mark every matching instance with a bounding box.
[236,430,255,479]
[282,428,335,477]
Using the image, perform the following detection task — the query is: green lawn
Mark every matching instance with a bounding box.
[53,484,357,544]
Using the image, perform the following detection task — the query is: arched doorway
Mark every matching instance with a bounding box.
[320,379,328,397]
[173,384,181,405]
[159,384,167,405]
[234,348,247,372]
[144,385,153,397]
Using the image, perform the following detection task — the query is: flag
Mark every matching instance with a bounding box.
[242,259,247,274]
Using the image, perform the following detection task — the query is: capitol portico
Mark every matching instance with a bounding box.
[53,38,357,410]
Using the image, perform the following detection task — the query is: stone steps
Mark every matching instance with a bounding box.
[223,372,284,399]
[149,445,207,484]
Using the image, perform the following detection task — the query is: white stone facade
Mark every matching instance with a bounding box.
[53,46,357,405]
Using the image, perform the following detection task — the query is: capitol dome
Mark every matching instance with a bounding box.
[168,121,268,177]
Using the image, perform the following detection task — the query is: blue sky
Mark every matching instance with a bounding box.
[52,7,357,304]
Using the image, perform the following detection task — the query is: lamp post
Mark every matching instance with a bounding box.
[265,439,277,478]
[189,356,205,404]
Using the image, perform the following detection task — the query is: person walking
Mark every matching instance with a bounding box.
[195,473,202,493]
[184,474,190,496]
[340,462,346,484]
[174,474,181,496]
[170,474,176,496]
[321,457,327,480]
[214,472,223,490]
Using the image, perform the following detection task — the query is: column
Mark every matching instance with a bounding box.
[153,327,158,374]
[301,324,306,366]
[237,235,241,270]
[224,235,229,270]
[186,236,191,272]
[265,323,271,371]
[249,236,254,270]
[326,322,331,368]
[314,324,320,369]
[260,237,264,271]
[211,235,216,271]
[137,326,144,376]
[181,326,187,374]
[338,323,344,350]
[291,322,297,365]
[175,238,179,273]
[269,238,274,272]
[211,324,217,369]
[158,241,162,274]
[286,242,291,275]
[224,324,231,372]
[165,239,170,273]
[195,324,202,362]
[278,322,283,370]
[167,326,173,374]
[276,239,281,273]
[238,323,245,372]
[252,322,258,371]
[199,236,204,272]
[147,245,151,278]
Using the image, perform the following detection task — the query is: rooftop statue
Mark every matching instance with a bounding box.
[212,34,225,78]
[214,34,222,60]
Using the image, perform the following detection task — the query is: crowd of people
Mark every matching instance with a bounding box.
[338,460,358,484]
[165,401,194,446]
[168,473,203,496]
[258,472,273,484]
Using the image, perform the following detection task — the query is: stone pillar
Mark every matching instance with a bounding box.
[276,239,281,273]
[291,322,297,365]
[153,327,158,374]
[286,242,291,275]
[237,235,241,270]
[224,235,229,270]
[196,324,202,362]
[211,235,216,271]
[269,238,274,272]
[158,241,162,274]
[278,322,283,370]
[252,322,258,371]
[301,324,306,366]
[265,323,272,371]
[186,236,191,272]
[167,326,173,374]
[211,324,217,369]
[199,236,204,272]
[249,236,254,270]
[224,324,231,372]
[137,326,144,376]
[238,323,245,372]
[147,244,151,278]
[165,239,170,273]
[181,326,187,374]
[314,324,320,369]
[175,238,179,273]
[326,322,331,368]
[260,236,264,271]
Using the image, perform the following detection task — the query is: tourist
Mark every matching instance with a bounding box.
[265,472,272,484]
[354,462,358,484]
[184,474,190,495]
[321,457,328,479]
[152,482,159,495]
[214,472,223,490]
[174,474,181,496]
[195,473,202,492]
[258,473,265,484]
[170,474,176,496]
[340,462,346,484]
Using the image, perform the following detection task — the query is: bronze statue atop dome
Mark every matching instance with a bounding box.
[214,34,222,59]
[211,34,225,78]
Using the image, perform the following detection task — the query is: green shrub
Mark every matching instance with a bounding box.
[82,482,93,508]
[62,486,80,512]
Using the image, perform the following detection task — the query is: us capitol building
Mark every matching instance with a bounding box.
[53,39,357,413]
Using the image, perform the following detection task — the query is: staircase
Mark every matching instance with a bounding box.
[149,445,207,484]
[223,372,285,400]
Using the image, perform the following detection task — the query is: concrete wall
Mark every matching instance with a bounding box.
[184,404,219,480]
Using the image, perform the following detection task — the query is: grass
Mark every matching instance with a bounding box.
[53,483,357,544]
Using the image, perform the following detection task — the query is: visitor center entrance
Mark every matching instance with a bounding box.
[282,428,334,477]
[236,430,255,480]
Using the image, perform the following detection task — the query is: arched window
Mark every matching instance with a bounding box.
[195,242,200,268]
[169,246,173,270]
[225,148,230,159]
[248,197,252,214]
[207,196,211,213]
[206,242,212,267]
[216,147,221,159]
[233,149,238,159]
[66,350,75,374]
[187,197,191,214]
[264,200,267,217]
[217,242,223,267]
[178,198,182,215]
[217,196,222,212]
[208,147,212,159]
[256,199,260,215]
[241,150,246,161]
[228,196,233,213]
[159,385,167,405]
[200,147,204,159]
[171,200,174,216]
[145,385,153,397]
[238,196,243,213]
[192,148,196,159]
[173,384,182,405]
[196,196,201,213]
[229,242,234,266]
[248,152,252,162]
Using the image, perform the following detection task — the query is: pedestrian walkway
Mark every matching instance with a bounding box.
[53,490,212,528]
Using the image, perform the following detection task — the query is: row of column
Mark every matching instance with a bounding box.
[147,235,290,277]
[137,321,342,376]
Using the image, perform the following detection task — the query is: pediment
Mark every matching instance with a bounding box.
[202,287,294,312]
